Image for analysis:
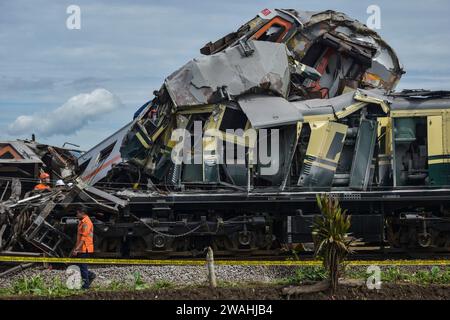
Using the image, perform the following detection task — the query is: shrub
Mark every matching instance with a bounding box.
[312,194,353,292]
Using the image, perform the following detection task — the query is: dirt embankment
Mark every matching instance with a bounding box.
[2,283,450,300]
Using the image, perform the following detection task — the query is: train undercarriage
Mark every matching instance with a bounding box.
[3,187,448,258]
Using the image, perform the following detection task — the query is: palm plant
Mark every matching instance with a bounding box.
[312,194,353,293]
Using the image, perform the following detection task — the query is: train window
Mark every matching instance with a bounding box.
[393,117,428,186]
[252,17,292,43]
[97,142,116,164]
[258,25,285,42]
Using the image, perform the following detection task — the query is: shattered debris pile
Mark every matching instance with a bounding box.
[1,9,449,258]
[0,139,129,256]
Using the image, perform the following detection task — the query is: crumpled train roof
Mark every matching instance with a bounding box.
[164,40,290,108]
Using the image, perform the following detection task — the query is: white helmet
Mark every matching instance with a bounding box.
[55,180,66,187]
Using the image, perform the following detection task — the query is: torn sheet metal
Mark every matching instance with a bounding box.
[165,40,291,108]
[82,185,128,211]
[389,94,450,111]
[292,89,391,118]
[238,95,303,128]
[292,90,358,116]
[291,9,404,90]
[201,8,404,93]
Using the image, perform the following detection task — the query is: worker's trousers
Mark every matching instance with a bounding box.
[77,253,95,289]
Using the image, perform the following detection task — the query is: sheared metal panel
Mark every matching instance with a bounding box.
[349,119,378,190]
[238,95,303,129]
[298,121,348,188]
[293,90,357,116]
[165,40,290,108]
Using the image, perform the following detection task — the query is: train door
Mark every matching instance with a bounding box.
[427,115,450,185]
[349,118,378,190]
[376,117,393,186]
[298,121,348,188]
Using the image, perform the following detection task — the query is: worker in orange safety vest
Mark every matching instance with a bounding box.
[34,172,51,192]
[72,206,96,289]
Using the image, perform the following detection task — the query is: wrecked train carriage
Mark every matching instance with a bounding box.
[200,8,403,95]
[0,179,127,256]
[6,90,450,257]
[0,140,79,200]
[113,90,450,254]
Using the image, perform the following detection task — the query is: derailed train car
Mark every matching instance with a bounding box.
[1,9,450,257]
[111,89,450,255]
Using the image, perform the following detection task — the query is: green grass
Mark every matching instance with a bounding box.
[278,265,450,286]
[0,273,176,298]
[295,266,328,282]
[6,275,80,297]
[410,267,450,284]
[381,267,410,282]
[105,280,131,291]
[344,268,368,280]
[279,266,328,285]
[372,266,450,284]
[132,272,150,290]
[152,279,174,289]
[344,266,450,285]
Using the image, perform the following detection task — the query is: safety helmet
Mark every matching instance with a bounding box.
[39,172,50,180]
[55,180,65,187]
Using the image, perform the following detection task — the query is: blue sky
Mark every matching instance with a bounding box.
[1,0,450,150]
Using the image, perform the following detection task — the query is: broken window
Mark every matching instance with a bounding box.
[301,33,376,98]
[97,142,116,164]
[219,108,248,132]
[257,25,285,42]
[252,17,292,43]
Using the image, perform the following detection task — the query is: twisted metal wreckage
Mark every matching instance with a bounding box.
[2,9,450,258]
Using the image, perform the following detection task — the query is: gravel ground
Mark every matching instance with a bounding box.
[0,264,298,289]
[0,263,447,290]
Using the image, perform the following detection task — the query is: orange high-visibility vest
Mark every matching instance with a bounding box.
[34,183,51,191]
[77,215,94,253]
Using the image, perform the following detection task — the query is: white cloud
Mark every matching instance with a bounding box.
[7,88,123,137]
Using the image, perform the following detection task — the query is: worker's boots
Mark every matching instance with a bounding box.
[82,271,96,289]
